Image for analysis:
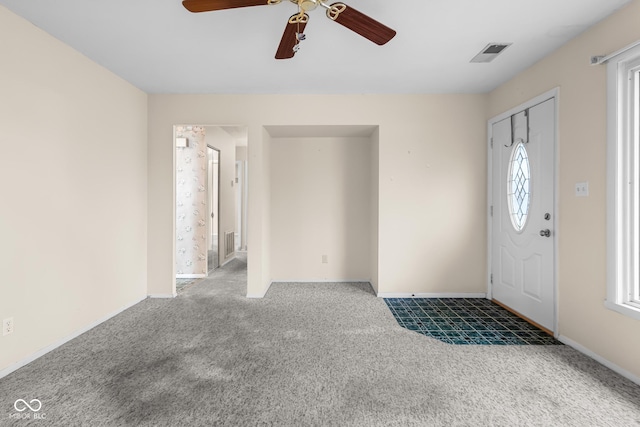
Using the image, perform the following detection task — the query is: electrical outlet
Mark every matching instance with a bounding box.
[3,317,14,336]
[322,255,328,264]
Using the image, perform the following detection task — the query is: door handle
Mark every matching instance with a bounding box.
[539,229,551,237]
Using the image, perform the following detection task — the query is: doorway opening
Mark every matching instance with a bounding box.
[173,125,249,294]
[208,146,220,274]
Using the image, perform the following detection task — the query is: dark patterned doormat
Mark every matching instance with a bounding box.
[384,298,562,345]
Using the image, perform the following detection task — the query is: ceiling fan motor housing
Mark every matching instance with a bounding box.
[298,0,318,11]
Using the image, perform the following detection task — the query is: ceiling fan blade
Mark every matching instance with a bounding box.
[182,0,274,13]
[326,3,396,45]
[275,15,308,60]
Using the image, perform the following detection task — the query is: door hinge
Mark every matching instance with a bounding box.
[490,274,493,284]
[490,206,493,217]
[490,137,493,148]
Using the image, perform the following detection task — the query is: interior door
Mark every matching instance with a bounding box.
[491,98,555,331]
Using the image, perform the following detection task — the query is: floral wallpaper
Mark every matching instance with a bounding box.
[175,126,208,276]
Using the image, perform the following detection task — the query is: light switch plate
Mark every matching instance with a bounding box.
[575,182,589,197]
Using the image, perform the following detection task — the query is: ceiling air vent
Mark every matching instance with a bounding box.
[470,43,512,63]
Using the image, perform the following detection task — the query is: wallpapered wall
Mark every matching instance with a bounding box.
[175,126,208,277]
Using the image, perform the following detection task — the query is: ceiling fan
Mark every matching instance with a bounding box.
[182,0,396,59]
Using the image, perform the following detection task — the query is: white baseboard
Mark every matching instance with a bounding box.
[220,255,236,268]
[148,293,177,299]
[176,274,206,279]
[377,292,487,299]
[0,295,146,380]
[247,280,273,299]
[558,335,640,386]
[271,279,372,283]
[248,281,375,298]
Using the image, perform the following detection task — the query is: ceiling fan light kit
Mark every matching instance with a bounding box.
[182,0,396,59]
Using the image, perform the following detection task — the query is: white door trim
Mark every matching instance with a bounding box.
[487,87,560,337]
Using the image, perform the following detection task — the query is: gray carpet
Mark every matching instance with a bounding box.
[175,278,200,294]
[1,255,639,426]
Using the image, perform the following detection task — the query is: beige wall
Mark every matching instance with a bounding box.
[147,94,488,298]
[259,129,273,296]
[270,136,372,281]
[235,145,248,250]
[0,7,148,372]
[236,146,248,162]
[376,97,488,294]
[488,0,640,378]
[370,129,380,293]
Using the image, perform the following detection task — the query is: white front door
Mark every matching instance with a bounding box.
[490,97,556,331]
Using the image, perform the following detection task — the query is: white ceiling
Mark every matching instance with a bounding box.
[0,0,631,94]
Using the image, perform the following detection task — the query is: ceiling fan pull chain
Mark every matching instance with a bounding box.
[287,8,308,54]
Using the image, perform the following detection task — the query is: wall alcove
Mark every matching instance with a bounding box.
[263,125,380,290]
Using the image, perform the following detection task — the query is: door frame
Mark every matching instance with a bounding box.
[207,145,221,274]
[486,87,560,336]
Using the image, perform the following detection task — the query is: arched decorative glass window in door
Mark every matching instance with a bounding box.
[507,142,531,231]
